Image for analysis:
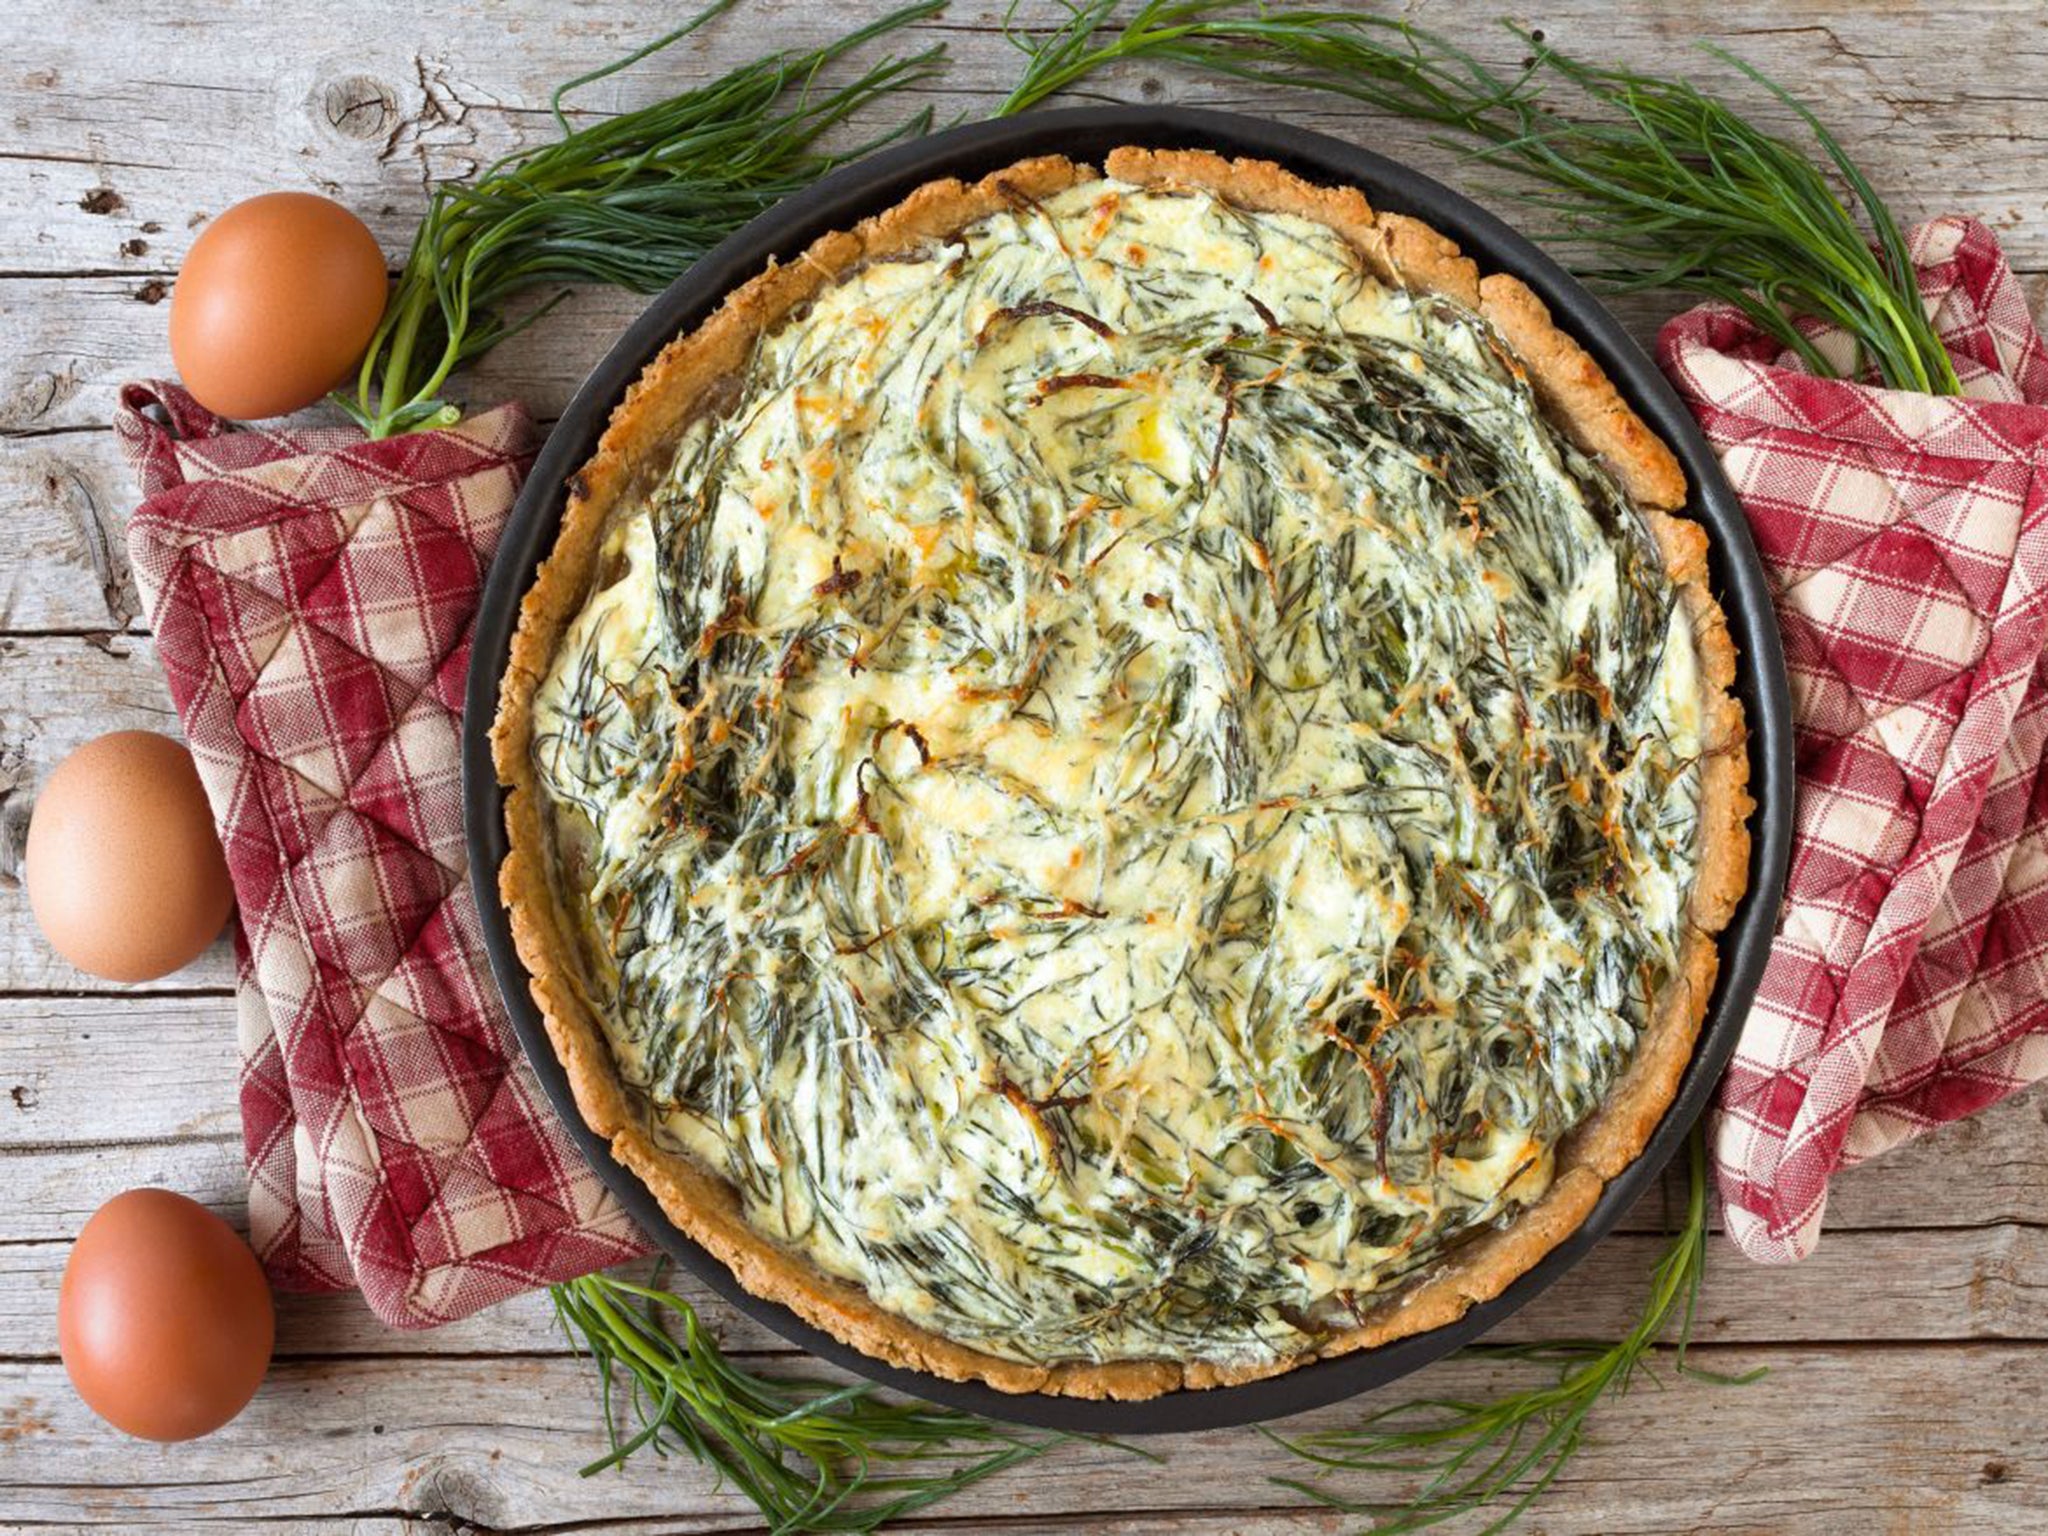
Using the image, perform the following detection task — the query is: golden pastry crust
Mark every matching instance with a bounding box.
[494,149,1751,1400]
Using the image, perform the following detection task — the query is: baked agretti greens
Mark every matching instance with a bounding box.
[527,175,1707,1369]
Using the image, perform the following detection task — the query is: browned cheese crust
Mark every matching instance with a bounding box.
[493,148,1753,1400]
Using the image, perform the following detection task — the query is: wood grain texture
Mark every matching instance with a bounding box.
[4,997,2045,1224]
[3,0,2047,1530]
[2,1214,2041,1366]
[0,1347,2040,1532]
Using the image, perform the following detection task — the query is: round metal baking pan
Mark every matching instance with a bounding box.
[465,105,1793,1434]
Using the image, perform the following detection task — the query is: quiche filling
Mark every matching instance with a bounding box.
[529,177,1705,1368]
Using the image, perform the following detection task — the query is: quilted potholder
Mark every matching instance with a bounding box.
[1661,218,2048,1264]
[119,382,645,1326]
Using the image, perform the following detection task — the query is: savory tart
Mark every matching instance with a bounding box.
[494,148,1750,1399]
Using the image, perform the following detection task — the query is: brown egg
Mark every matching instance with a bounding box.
[59,1189,274,1442]
[170,192,388,419]
[25,731,234,982]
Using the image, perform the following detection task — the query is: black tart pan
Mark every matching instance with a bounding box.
[466,106,1792,1434]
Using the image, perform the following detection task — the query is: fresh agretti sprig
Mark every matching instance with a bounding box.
[1262,1131,1762,1534]
[550,1272,1066,1532]
[337,0,947,438]
[998,0,1959,395]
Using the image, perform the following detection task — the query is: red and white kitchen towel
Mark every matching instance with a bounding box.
[111,214,2048,1324]
[1663,216,2048,1263]
[118,384,643,1327]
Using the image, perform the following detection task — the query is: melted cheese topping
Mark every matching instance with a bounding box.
[531,178,1704,1368]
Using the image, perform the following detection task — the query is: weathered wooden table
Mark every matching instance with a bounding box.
[4,2,2046,1530]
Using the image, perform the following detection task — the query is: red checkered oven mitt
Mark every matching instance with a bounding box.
[118,382,645,1326]
[1661,218,2048,1264]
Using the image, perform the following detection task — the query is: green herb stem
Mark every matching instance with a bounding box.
[549,1271,1058,1533]
[1262,1130,1763,1534]
[337,0,948,438]
[998,0,1959,395]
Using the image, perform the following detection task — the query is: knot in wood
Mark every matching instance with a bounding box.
[319,73,397,140]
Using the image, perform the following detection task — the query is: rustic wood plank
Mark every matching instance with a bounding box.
[0,275,1672,638]
[5,981,2048,1230]
[4,0,2048,437]
[0,995,240,1148]
[0,273,646,437]
[0,1344,2038,1532]
[3,0,2047,278]
[0,435,142,636]
[0,1246,803,1363]
[1,212,2039,448]
[0,1213,2039,1367]
[4,1083,2045,1362]
[10,261,2046,635]
[0,982,2041,1216]
[5,158,2045,650]
[0,1140,249,1245]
